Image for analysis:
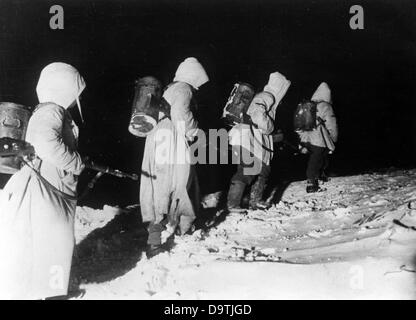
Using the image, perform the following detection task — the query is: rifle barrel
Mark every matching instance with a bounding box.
[85,161,139,181]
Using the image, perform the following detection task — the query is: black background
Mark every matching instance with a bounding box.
[0,0,415,207]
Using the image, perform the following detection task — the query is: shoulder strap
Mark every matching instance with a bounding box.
[22,158,78,202]
[249,125,274,154]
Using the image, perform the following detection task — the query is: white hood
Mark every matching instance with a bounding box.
[173,57,209,90]
[311,82,332,104]
[263,71,291,114]
[36,62,86,118]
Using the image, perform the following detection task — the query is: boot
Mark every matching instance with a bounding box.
[146,244,167,259]
[319,172,329,183]
[249,177,269,210]
[227,180,247,213]
[306,179,320,193]
[146,222,169,259]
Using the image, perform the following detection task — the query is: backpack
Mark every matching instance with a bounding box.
[293,100,318,131]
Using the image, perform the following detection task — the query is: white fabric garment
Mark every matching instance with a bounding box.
[311,82,332,104]
[263,71,291,119]
[173,57,209,90]
[298,82,338,150]
[36,62,86,120]
[0,62,85,299]
[140,81,201,235]
[229,71,291,167]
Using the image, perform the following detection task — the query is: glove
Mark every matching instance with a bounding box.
[242,113,253,125]
[222,115,238,127]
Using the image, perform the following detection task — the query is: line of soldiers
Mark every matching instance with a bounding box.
[225,80,338,212]
[0,58,337,299]
[133,59,337,258]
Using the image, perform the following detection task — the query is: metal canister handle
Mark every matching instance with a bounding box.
[2,118,21,128]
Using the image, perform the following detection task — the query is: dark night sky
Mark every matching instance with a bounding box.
[0,0,415,207]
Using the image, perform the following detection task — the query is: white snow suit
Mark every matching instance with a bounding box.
[0,62,85,299]
[298,82,338,151]
[139,58,208,243]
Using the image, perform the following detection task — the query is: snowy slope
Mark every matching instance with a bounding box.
[71,170,416,299]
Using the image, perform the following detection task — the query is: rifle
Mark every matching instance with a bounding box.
[0,137,139,199]
[279,139,300,155]
[84,159,138,181]
[80,159,139,199]
[272,131,300,155]
[317,117,336,153]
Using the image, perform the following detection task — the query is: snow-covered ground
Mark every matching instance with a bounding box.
[70,170,416,299]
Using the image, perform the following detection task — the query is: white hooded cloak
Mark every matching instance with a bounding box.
[139,58,208,236]
[229,71,291,168]
[0,62,85,299]
[298,82,338,150]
